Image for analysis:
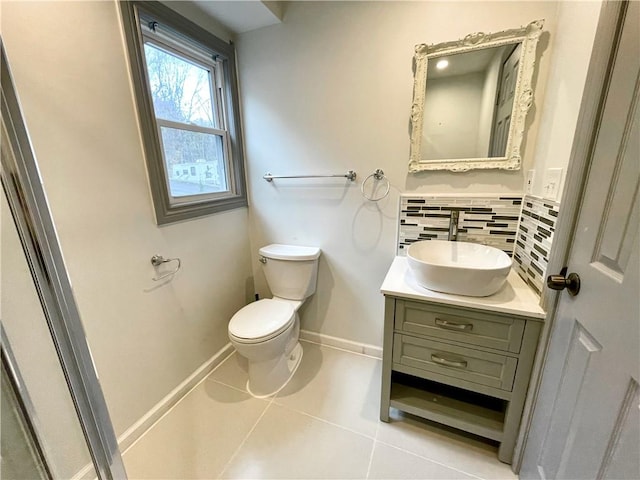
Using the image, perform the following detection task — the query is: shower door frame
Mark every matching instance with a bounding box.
[1,41,127,479]
[1,325,53,479]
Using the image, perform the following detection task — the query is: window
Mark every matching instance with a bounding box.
[120,1,247,224]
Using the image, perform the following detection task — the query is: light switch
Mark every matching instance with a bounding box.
[525,170,535,194]
[543,168,563,200]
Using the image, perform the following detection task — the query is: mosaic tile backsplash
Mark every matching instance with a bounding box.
[398,195,522,255]
[513,195,560,296]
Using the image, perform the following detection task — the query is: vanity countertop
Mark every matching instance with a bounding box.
[381,256,546,319]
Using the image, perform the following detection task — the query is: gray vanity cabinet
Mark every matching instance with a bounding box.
[380,296,543,464]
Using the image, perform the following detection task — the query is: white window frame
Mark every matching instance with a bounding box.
[120,1,247,225]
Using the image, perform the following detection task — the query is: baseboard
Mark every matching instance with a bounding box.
[300,329,382,359]
[116,333,380,456]
[118,342,235,453]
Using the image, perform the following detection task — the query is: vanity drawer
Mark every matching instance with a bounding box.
[394,301,525,353]
[393,334,517,391]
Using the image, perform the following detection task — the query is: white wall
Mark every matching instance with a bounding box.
[2,0,253,437]
[423,72,485,160]
[236,1,560,347]
[528,1,602,200]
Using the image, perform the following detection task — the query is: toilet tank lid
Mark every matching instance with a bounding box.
[259,244,321,261]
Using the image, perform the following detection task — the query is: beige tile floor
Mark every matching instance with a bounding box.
[123,341,517,480]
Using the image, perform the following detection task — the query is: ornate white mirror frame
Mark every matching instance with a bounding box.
[408,20,544,173]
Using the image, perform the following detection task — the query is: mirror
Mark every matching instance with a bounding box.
[409,20,544,172]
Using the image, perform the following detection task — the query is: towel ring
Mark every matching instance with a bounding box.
[361,169,390,201]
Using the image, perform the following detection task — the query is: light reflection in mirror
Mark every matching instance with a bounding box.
[422,44,520,161]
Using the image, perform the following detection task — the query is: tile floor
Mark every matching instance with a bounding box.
[123,341,517,479]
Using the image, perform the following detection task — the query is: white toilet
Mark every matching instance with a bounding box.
[228,244,321,398]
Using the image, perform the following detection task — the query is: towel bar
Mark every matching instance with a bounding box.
[263,170,357,182]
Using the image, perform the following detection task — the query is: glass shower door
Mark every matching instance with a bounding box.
[1,190,97,479]
[1,41,126,479]
[1,355,50,480]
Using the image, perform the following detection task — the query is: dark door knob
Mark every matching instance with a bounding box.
[546,267,581,296]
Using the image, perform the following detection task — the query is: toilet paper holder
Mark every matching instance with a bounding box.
[150,255,181,281]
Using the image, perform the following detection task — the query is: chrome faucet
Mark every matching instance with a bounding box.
[448,210,459,241]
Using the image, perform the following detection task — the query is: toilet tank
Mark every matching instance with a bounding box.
[259,244,321,301]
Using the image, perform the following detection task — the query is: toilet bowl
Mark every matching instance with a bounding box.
[228,298,302,397]
[228,244,321,397]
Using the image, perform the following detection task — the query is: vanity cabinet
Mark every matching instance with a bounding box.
[380,296,543,464]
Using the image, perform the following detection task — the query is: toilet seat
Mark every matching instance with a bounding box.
[228,299,295,344]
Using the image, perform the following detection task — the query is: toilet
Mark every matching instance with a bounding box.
[228,244,321,398]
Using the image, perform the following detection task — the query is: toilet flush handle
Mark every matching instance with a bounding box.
[259,256,267,264]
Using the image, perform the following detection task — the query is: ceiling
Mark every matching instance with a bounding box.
[192,1,285,34]
[427,45,512,79]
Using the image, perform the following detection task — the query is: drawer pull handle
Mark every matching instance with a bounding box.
[431,354,468,369]
[435,318,473,331]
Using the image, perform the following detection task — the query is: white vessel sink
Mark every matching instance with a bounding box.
[406,240,512,297]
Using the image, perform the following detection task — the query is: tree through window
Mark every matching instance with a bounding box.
[143,42,227,198]
[120,1,247,224]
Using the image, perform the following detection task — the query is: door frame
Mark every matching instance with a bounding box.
[512,0,629,470]
[1,42,127,479]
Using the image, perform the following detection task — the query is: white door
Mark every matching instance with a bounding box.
[521,2,639,479]
[489,44,520,157]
